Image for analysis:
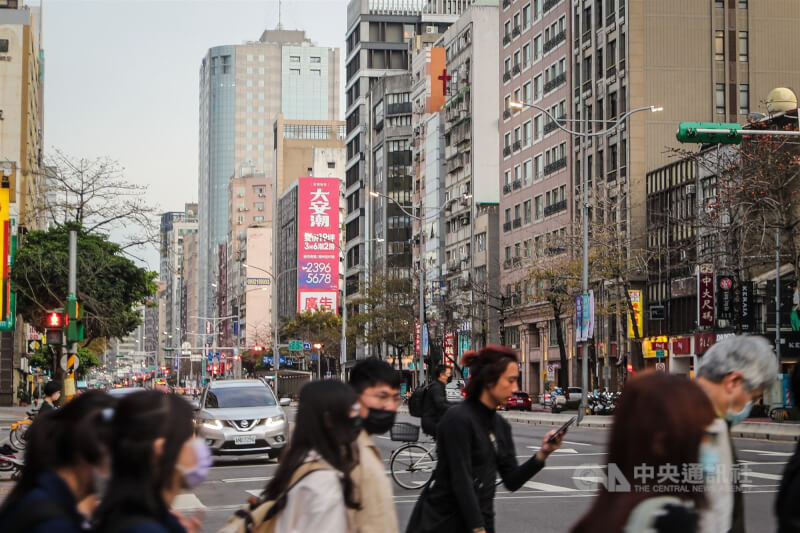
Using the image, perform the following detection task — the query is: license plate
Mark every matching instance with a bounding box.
[234,435,256,445]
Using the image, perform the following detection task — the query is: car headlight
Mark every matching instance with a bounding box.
[264,415,286,425]
[202,419,223,430]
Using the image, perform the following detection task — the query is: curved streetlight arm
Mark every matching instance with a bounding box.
[509,100,662,138]
[242,264,297,281]
[369,190,471,221]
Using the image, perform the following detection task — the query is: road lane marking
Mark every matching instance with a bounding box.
[523,481,579,492]
[561,440,594,446]
[542,464,604,470]
[744,471,782,481]
[526,447,579,454]
[246,489,263,497]
[223,476,272,483]
[740,449,793,457]
[172,494,206,510]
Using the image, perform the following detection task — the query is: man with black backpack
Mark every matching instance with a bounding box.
[420,364,452,438]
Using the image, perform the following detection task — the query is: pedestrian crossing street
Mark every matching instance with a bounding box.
[175,445,792,517]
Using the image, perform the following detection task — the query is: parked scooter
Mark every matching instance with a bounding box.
[0,443,23,481]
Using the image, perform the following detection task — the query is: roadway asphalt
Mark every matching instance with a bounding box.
[0,409,796,532]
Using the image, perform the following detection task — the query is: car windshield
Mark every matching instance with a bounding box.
[205,386,277,408]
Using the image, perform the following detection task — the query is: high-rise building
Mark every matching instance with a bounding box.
[198,29,340,334]
[499,0,573,395]
[571,0,800,389]
[437,2,501,354]
[159,205,198,348]
[344,0,475,358]
[0,1,43,406]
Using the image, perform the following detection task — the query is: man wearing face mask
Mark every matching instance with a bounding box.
[695,335,778,533]
[349,357,402,533]
[421,364,452,438]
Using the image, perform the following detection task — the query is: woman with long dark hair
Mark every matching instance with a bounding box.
[406,346,565,533]
[261,379,361,533]
[571,372,716,533]
[93,390,211,533]
[0,390,115,532]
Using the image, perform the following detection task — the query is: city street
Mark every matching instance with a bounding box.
[6,409,786,532]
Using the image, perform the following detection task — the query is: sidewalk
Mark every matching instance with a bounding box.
[0,407,33,426]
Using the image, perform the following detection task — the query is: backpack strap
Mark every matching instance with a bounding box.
[7,498,74,533]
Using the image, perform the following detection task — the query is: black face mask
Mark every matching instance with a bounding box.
[362,407,397,435]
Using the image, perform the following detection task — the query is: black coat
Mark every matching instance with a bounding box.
[407,398,545,533]
[777,441,800,533]
[421,380,449,437]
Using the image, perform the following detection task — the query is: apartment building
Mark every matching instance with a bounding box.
[158,205,199,348]
[499,0,574,395]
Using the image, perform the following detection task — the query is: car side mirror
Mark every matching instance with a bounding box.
[279,398,291,407]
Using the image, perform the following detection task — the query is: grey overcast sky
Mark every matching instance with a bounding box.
[40,0,347,268]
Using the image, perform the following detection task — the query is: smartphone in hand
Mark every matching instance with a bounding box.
[547,416,576,443]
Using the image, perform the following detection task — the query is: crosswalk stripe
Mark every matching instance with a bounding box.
[526,447,579,454]
[246,489,263,498]
[741,449,793,457]
[223,476,272,483]
[744,471,782,481]
[172,493,206,511]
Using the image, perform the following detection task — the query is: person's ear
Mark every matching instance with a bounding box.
[152,437,166,459]
[723,372,743,394]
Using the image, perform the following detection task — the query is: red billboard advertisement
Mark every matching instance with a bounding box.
[297,177,339,314]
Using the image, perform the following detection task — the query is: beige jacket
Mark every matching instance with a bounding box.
[352,430,399,533]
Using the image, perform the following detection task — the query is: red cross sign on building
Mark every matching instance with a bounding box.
[438,68,452,96]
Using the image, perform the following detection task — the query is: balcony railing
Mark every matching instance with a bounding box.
[543,119,562,135]
[582,31,591,44]
[503,70,511,82]
[543,72,567,93]
[513,140,521,152]
[503,0,510,7]
[503,33,511,45]
[544,157,567,176]
[387,102,412,115]
[503,109,512,119]
[543,0,560,14]
[543,30,566,54]
[512,63,521,75]
[503,222,512,232]
[512,25,521,37]
[543,198,567,217]
[503,184,512,194]
[513,218,522,229]
[512,179,522,190]
[606,65,616,78]
[503,145,512,157]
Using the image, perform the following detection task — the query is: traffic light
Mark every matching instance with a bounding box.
[252,345,264,353]
[46,311,66,329]
[675,122,743,145]
[66,296,85,343]
[313,343,322,350]
[45,310,67,345]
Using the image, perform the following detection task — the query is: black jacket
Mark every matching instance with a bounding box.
[421,380,449,436]
[407,398,545,533]
[777,440,800,533]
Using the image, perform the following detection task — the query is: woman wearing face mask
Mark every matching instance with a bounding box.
[571,372,716,533]
[93,391,211,533]
[260,380,361,533]
[0,390,115,533]
[406,346,565,533]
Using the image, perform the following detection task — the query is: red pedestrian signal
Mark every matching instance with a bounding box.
[252,345,264,352]
[47,311,67,329]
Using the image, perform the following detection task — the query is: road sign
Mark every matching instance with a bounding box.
[303,341,312,350]
[27,339,40,354]
[262,356,269,365]
[207,353,213,363]
[309,353,318,361]
[220,354,227,361]
[655,362,666,372]
[289,340,303,351]
[655,349,666,358]
[60,354,80,372]
[279,355,286,365]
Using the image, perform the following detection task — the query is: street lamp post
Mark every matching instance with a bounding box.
[510,99,662,416]
[369,191,470,386]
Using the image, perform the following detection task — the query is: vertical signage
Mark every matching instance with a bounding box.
[576,295,584,342]
[739,281,754,332]
[297,177,340,314]
[444,331,455,364]
[415,320,421,356]
[717,275,734,320]
[587,290,595,339]
[627,290,643,338]
[697,264,714,328]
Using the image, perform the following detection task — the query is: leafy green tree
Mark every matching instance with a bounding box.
[281,310,341,374]
[11,225,157,346]
[28,344,100,379]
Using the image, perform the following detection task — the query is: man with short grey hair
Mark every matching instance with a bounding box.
[696,335,778,533]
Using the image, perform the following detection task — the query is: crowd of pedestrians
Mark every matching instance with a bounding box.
[0,335,797,533]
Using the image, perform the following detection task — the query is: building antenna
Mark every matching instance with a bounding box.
[277,0,283,29]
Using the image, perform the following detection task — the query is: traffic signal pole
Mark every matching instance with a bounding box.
[65,230,78,400]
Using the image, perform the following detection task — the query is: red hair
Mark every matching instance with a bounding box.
[461,345,518,400]
[571,371,715,533]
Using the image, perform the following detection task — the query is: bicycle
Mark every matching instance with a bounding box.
[389,422,437,490]
[9,409,38,450]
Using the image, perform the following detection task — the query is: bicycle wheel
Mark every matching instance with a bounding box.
[9,424,28,450]
[390,444,437,490]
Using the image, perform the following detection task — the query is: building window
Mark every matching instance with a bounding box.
[523,3,531,29]
[738,31,748,61]
[523,159,532,184]
[534,114,543,141]
[290,68,300,75]
[739,84,749,115]
[290,56,300,62]
[534,154,543,181]
[533,34,542,62]
[714,0,723,6]
[715,84,725,114]
[738,0,747,7]
[524,120,532,146]
[534,74,543,100]
[714,30,724,61]
[524,200,532,224]
[523,81,532,103]
[523,43,531,69]
[311,69,321,76]
[310,56,321,63]
[535,195,543,220]
[328,161,336,168]
[475,232,487,252]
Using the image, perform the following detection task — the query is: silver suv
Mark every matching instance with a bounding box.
[195,379,288,460]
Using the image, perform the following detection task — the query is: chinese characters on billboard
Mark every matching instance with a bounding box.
[698,264,714,328]
[297,177,339,314]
